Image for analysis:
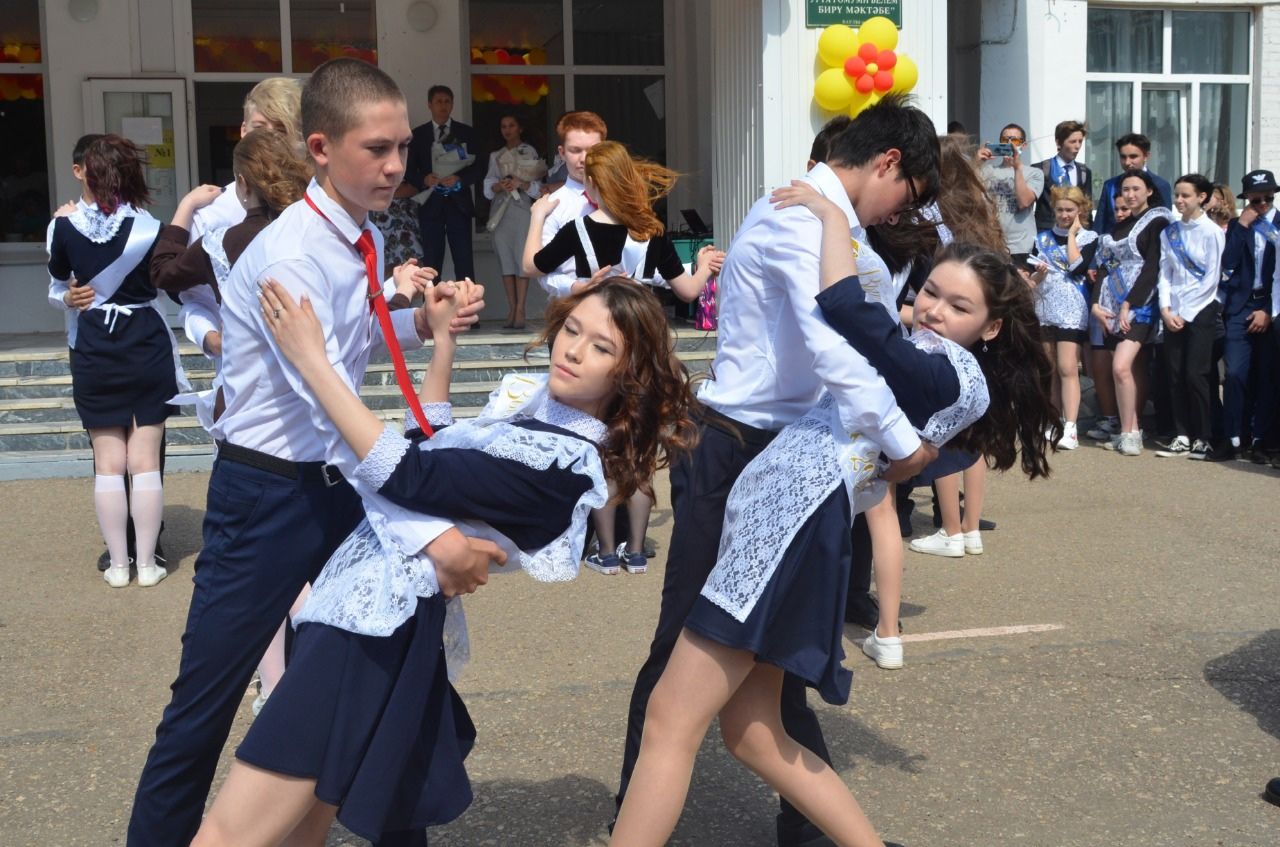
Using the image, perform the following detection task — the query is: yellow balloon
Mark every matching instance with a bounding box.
[814,67,854,111]
[890,54,918,93]
[856,16,898,52]
[846,88,874,117]
[817,24,859,68]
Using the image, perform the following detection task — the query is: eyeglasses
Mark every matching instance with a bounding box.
[899,167,921,214]
[1249,195,1275,205]
[1000,135,1025,146]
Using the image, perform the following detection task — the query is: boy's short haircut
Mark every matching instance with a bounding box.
[72,134,104,165]
[1054,120,1087,146]
[824,92,942,205]
[302,58,406,142]
[243,77,303,145]
[809,115,851,164]
[427,84,453,102]
[556,110,608,142]
[1000,122,1027,140]
[1115,132,1151,153]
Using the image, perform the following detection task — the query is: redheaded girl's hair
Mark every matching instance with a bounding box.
[530,278,700,501]
[584,141,678,242]
[233,128,312,217]
[83,135,151,215]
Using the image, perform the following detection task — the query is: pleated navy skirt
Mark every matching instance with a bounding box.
[69,306,178,429]
[236,594,475,841]
[685,487,855,705]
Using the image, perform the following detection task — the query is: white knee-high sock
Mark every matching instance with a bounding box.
[130,471,164,567]
[94,475,130,566]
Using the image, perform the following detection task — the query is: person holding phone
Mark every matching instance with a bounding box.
[978,123,1044,266]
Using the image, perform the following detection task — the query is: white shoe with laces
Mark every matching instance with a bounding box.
[862,628,904,669]
[909,529,965,558]
[1117,431,1143,456]
[1155,435,1191,457]
[1056,421,1078,450]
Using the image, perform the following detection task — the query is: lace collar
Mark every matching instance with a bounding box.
[1051,226,1069,237]
[68,200,139,244]
[533,396,609,444]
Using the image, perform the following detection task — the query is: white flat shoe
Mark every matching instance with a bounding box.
[136,562,167,587]
[103,561,131,588]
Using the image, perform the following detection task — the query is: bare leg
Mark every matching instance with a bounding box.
[513,276,529,327]
[610,631,757,847]
[281,800,339,847]
[1090,347,1117,418]
[865,491,902,638]
[502,274,517,326]
[1112,339,1144,433]
[958,459,986,534]
[626,489,654,553]
[192,761,326,847]
[1058,341,1082,423]
[934,472,963,536]
[720,664,885,847]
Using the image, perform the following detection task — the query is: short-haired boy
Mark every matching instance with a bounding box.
[537,110,610,297]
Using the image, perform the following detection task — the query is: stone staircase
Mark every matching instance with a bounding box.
[0,326,718,477]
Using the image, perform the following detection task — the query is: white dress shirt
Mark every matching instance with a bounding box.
[179,181,245,353]
[537,176,592,298]
[212,180,451,573]
[696,162,920,459]
[1158,213,1225,321]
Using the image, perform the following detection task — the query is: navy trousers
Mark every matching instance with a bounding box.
[615,413,834,833]
[1221,301,1276,446]
[127,456,365,846]
[418,197,474,282]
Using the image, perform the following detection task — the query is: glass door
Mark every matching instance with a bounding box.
[1141,85,1188,186]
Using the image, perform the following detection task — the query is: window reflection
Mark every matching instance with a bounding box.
[0,73,49,243]
[291,0,377,73]
[192,0,282,73]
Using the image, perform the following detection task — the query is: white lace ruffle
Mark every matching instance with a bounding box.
[67,202,138,244]
[352,425,413,491]
[294,373,608,640]
[203,225,233,287]
[403,401,455,433]
[1035,271,1090,330]
[702,331,989,623]
[1068,230,1097,272]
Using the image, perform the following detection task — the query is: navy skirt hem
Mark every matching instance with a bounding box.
[70,306,179,430]
[236,594,475,841]
[685,487,855,706]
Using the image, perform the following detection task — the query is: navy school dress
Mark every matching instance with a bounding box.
[686,275,978,705]
[48,209,180,429]
[236,415,598,841]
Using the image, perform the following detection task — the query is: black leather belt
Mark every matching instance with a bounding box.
[217,440,344,487]
[701,406,778,450]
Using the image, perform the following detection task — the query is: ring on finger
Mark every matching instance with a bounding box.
[273,309,281,319]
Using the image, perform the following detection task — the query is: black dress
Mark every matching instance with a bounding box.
[48,213,179,429]
[236,415,598,841]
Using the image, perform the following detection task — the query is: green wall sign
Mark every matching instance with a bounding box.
[805,1,902,28]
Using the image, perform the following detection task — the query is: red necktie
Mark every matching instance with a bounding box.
[583,189,598,212]
[305,193,434,437]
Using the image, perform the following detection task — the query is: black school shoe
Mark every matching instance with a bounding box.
[1202,443,1238,462]
[1265,776,1280,807]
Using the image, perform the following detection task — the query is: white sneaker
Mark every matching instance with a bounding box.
[136,562,167,587]
[1117,431,1143,456]
[862,628,904,669]
[962,530,983,555]
[251,690,269,717]
[909,529,965,558]
[1086,417,1120,441]
[1154,435,1191,458]
[1057,421,1079,451]
[103,562,131,588]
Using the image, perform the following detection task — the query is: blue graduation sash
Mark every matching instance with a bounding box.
[1253,216,1280,246]
[1102,247,1154,325]
[1161,223,1207,281]
[1035,230,1071,272]
[1049,158,1071,187]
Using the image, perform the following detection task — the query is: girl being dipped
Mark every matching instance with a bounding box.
[1093,171,1172,456]
[609,181,1058,847]
[1029,185,1098,449]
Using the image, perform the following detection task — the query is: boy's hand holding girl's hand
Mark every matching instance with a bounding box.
[696,245,726,276]
[392,258,437,303]
[415,277,486,340]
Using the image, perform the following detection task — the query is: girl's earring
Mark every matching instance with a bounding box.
[982,340,989,353]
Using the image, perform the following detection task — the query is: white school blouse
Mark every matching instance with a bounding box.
[212,180,452,573]
[180,182,245,352]
[1158,214,1225,321]
[695,162,920,460]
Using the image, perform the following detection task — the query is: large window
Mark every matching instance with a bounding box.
[1085,7,1251,199]
[190,0,376,74]
[0,0,49,246]
[466,0,668,224]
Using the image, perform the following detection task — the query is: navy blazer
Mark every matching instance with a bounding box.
[404,119,484,215]
[1093,170,1173,235]
[1032,158,1093,231]
[1219,213,1276,316]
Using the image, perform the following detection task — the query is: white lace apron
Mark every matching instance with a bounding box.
[292,374,609,678]
[701,329,989,623]
[1034,228,1097,331]
[1097,207,1173,332]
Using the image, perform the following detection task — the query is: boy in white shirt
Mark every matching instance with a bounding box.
[537,110,612,297]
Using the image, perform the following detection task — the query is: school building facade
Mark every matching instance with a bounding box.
[2,0,1278,335]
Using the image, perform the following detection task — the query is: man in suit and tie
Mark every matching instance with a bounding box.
[1092,132,1173,234]
[1033,120,1093,231]
[1211,169,1279,461]
[405,85,483,281]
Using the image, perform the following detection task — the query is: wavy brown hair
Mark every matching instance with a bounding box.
[233,128,312,217]
[938,243,1058,479]
[584,141,678,242]
[530,279,700,501]
[83,134,151,215]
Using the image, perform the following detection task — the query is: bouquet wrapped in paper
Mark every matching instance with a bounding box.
[486,143,548,231]
[412,140,477,204]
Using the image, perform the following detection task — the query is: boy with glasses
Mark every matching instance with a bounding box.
[977,122,1043,264]
[1213,169,1278,461]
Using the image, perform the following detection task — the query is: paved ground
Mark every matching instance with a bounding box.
[1,441,1278,846]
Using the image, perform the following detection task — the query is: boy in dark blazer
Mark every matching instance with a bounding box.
[1033,120,1093,231]
[1093,132,1173,234]
[405,85,484,281]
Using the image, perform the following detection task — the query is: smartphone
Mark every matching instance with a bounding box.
[1025,255,1049,269]
[985,142,1015,158]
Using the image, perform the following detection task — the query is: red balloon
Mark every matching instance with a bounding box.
[855,74,874,94]
[877,50,897,70]
[873,70,894,92]
[858,42,879,62]
[494,48,510,62]
[843,56,866,77]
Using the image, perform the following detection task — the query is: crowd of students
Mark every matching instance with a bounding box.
[43,61,1277,846]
